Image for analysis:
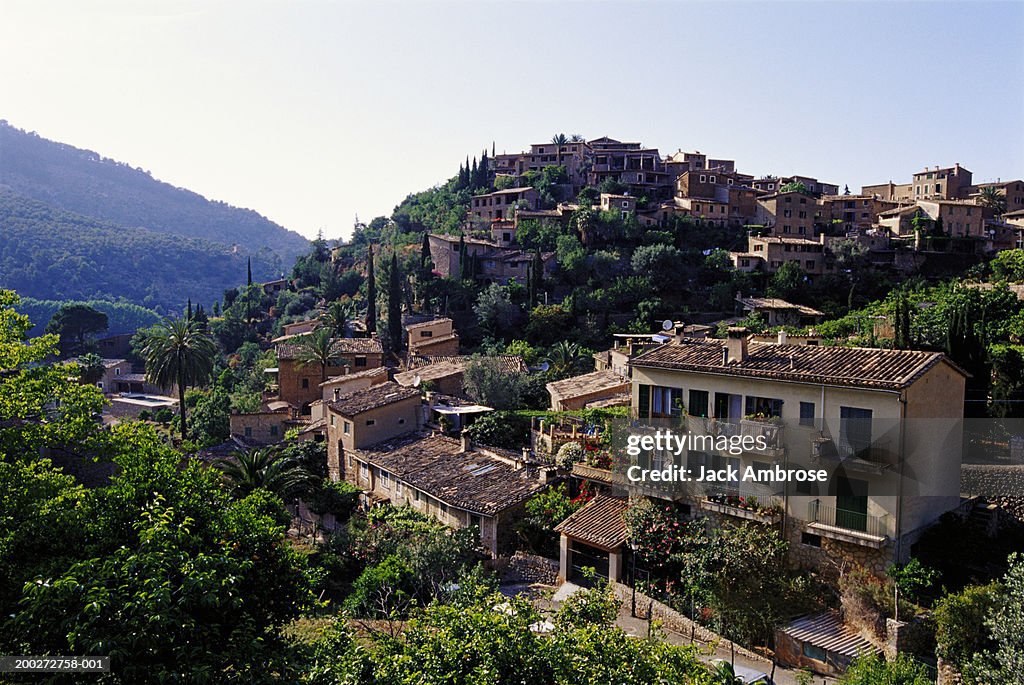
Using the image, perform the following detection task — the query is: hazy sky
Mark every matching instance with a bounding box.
[3,1,1022,242]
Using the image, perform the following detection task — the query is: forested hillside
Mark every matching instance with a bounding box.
[0,190,281,312]
[0,121,308,266]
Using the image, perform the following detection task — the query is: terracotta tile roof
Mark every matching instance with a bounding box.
[326,382,420,416]
[405,318,454,332]
[277,337,383,359]
[319,367,389,387]
[546,370,630,401]
[354,433,545,515]
[394,362,465,386]
[554,496,629,550]
[737,296,824,317]
[412,355,528,374]
[630,339,963,391]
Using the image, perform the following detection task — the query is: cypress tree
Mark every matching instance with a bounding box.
[187,298,193,321]
[365,244,377,334]
[458,234,467,278]
[387,251,403,352]
[470,157,478,189]
[246,257,252,286]
[530,249,543,306]
[479,150,489,189]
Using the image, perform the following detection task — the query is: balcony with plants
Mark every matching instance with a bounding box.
[700,487,784,524]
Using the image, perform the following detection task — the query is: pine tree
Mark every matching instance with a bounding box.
[246,257,252,286]
[387,251,403,353]
[365,244,377,334]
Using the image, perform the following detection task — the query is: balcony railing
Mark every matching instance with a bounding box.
[807,499,890,546]
[700,486,783,524]
[810,437,891,474]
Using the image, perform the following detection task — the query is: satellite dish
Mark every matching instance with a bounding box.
[412,375,422,388]
[661,319,674,331]
[539,361,550,372]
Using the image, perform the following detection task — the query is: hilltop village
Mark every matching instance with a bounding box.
[6,134,1024,684]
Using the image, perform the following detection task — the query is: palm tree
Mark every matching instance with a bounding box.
[709,661,744,685]
[295,327,344,383]
[216,447,315,500]
[546,341,583,377]
[321,300,355,338]
[140,317,217,441]
[569,133,585,142]
[551,133,568,145]
[978,186,1007,216]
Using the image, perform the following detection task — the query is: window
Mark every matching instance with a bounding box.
[768,184,774,190]
[806,260,815,269]
[700,174,706,182]
[420,330,433,338]
[343,421,351,435]
[470,514,482,529]
[785,197,792,203]
[622,200,629,207]
[360,463,368,481]
[398,418,406,424]
[244,427,252,437]
[799,198,807,204]
[638,385,650,418]
[783,209,792,218]
[798,210,807,218]
[710,175,716,183]
[365,419,375,426]
[381,471,391,489]
[96,382,104,389]
[688,389,709,417]
[302,378,309,389]
[330,415,335,427]
[650,386,683,418]
[114,368,121,376]
[354,357,367,367]
[799,402,815,427]
[839,406,873,456]
[270,425,279,437]
[744,396,782,418]
[503,232,511,241]
[395,480,402,496]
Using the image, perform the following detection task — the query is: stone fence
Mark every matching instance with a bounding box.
[498,552,560,586]
[608,582,772,666]
[961,464,1024,523]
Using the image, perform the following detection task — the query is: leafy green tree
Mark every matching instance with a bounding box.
[968,553,1024,683]
[45,302,109,357]
[462,356,527,410]
[8,426,312,683]
[1,291,106,458]
[188,387,232,446]
[838,653,931,685]
[990,248,1024,282]
[216,446,317,500]
[463,410,531,449]
[526,305,575,347]
[517,484,584,555]
[630,244,687,293]
[344,554,416,618]
[989,344,1024,417]
[474,284,521,340]
[138,316,218,441]
[934,582,1000,670]
[779,182,809,194]
[767,260,806,301]
[887,557,939,604]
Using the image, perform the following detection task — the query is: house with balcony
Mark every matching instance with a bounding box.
[615,328,967,577]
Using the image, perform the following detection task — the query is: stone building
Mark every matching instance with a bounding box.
[275,337,384,412]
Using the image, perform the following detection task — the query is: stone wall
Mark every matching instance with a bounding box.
[961,464,1024,524]
[609,582,772,666]
[884,614,935,662]
[501,552,560,585]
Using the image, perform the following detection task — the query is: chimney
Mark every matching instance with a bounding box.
[538,467,557,485]
[333,387,340,401]
[726,327,749,364]
[777,330,788,345]
[460,430,472,453]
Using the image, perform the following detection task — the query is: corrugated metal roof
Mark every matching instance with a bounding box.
[780,611,881,658]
